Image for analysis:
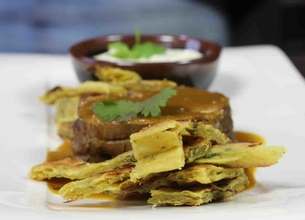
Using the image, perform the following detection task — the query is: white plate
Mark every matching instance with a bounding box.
[0,45,305,220]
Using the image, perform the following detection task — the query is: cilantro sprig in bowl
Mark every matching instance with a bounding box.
[70,34,221,88]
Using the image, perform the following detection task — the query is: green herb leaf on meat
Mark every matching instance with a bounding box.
[93,88,176,122]
[93,100,141,122]
[140,87,176,117]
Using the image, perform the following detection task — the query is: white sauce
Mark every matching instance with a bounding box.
[94,48,202,64]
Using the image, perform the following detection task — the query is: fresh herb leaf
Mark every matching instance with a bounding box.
[93,100,141,122]
[141,87,176,117]
[108,41,166,59]
[134,28,141,45]
[93,88,176,122]
[130,42,166,59]
[108,42,130,58]
[107,31,166,59]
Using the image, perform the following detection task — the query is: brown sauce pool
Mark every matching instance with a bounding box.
[46,131,264,197]
[235,131,265,144]
[46,140,74,162]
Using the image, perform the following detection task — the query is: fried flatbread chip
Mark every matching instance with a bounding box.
[57,164,244,201]
[30,142,284,182]
[30,142,284,181]
[94,66,142,86]
[95,66,176,91]
[167,164,244,185]
[58,166,132,201]
[121,165,244,195]
[195,142,286,168]
[129,120,233,181]
[130,121,191,181]
[30,151,135,181]
[54,97,80,139]
[184,139,211,163]
[41,81,127,105]
[54,97,79,124]
[148,171,249,206]
[194,123,231,145]
[30,122,284,182]
[131,79,177,92]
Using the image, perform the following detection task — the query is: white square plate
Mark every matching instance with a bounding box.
[0,45,304,220]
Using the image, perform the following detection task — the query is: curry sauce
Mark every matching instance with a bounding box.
[79,86,229,124]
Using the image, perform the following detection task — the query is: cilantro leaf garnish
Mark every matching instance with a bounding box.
[93,88,176,122]
[107,42,130,59]
[108,41,166,59]
[107,31,166,59]
[130,42,166,59]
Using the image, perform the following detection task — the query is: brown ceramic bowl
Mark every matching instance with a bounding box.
[69,34,221,88]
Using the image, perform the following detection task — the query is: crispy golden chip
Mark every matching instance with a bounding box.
[57,164,245,201]
[121,165,244,194]
[41,81,127,105]
[184,139,211,163]
[195,142,286,168]
[30,142,285,181]
[54,97,79,139]
[30,151,135,181]
[194,123,231,145]
[54,97,79,124]
[59,166,132,201]
[130,120,233,181]
[131,80,177,92]
[30,141,206,181]
[167,164,244,185]
[31,124,285,182]
[148,171,249,206]
[94,66,142,86]
[130,121,191,181]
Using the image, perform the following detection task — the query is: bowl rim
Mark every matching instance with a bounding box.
[69,34,222,67]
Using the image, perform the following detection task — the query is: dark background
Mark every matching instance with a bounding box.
[1,0,305,77]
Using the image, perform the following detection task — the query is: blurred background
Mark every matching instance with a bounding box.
[1,0,305,77]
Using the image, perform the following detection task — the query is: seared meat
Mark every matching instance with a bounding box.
[72,86,233,161]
